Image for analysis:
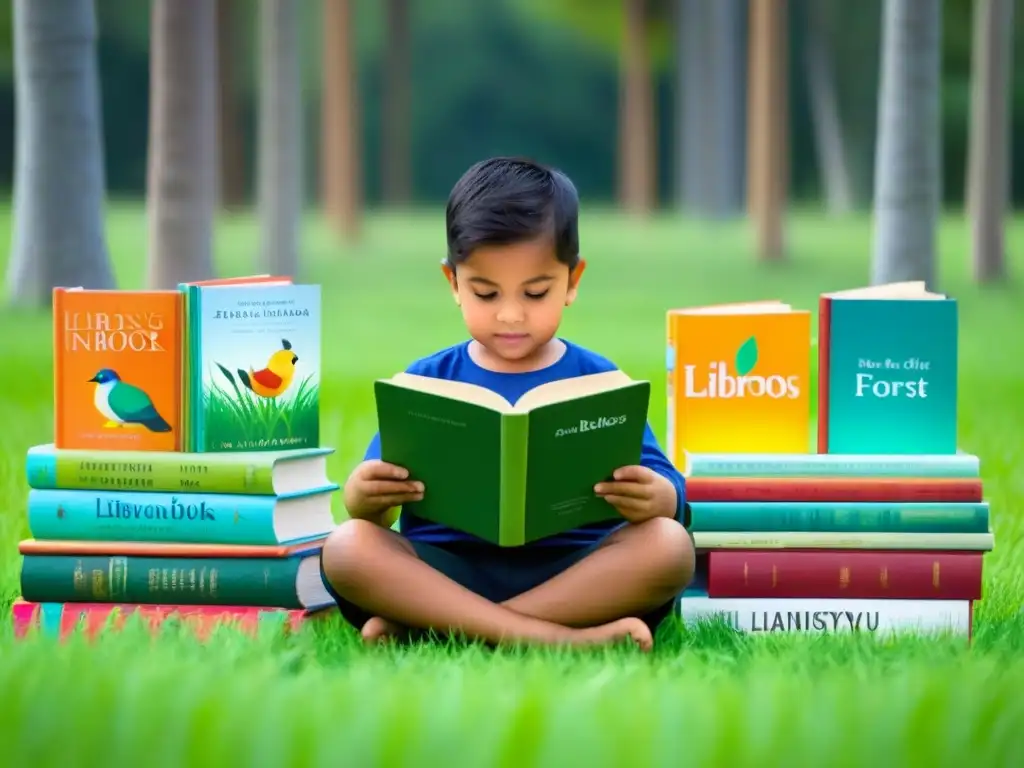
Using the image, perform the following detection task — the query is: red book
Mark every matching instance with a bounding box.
[686,477,983,503]
[707,549,984,600]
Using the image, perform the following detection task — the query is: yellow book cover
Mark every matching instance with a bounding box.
[666,301,812,466]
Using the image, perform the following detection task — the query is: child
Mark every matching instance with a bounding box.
[320,157,695,651]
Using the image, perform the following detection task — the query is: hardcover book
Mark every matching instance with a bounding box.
[666,301,811,468]
[25,443,335,496]
[374,369,651,546]
[53,287,183,452]
[183,280,321,453]
[817,281,958,454]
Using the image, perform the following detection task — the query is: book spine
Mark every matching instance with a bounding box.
[499,413,530,547]
[665,314,678,466]
[677,596,972,636]
[26,489,284,545]
[688,501,990,534]
[20,554,304,608]
[685,454,980,478]
[692,531,994,550]
[12,600,308,640]
[26,450,277,495]
[685,477,984,503]
[816,296,833,452]
[706,550,984,600]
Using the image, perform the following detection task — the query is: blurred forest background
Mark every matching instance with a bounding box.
[0,0,1018,210]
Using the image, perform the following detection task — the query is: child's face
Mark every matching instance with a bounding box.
[444,237,584,371]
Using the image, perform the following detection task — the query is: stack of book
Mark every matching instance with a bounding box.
[14,275,340,641]
[666,282,993,639]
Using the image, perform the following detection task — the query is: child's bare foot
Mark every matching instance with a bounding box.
[572,617,653,652]
[360,616,404,644]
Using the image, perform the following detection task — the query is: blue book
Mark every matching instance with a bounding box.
[818,282,958,455]
[26,486,338,546]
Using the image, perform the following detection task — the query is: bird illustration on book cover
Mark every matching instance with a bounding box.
[53,287,183,452]
[193,283,320,453]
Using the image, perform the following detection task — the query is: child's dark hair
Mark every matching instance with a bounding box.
[445,157,580,270]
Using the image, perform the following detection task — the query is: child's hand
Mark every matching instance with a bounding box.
[344,459,424,521]
[594,465,677,523]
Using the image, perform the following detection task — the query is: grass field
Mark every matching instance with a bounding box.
[1,203,1022,764]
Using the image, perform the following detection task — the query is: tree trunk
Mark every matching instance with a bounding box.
[804,0,854,215]
[619,0,656,216]
[258,0,303,277]
[217,0,247,209]
[870,0,941,289]
[966,0,1013,283]
[746,0,788,260]
[382,0,412,206]
[321,0,361,240]
[146,0,218,289]
[7,0,115,307]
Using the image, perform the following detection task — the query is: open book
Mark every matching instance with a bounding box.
[374,369,651,546]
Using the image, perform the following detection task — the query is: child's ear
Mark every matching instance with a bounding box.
[565,259,586,306]
[441,262,461,305]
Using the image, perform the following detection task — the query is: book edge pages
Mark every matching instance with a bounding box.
[383,372,512,411]
[823,281,947,301]
[667,300,796,316]
[513,370,644,411]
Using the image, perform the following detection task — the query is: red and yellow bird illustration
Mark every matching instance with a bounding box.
[236,339,299,398]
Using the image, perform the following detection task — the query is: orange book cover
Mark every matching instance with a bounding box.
[53,287,183,452]
[666,301,812,466]
[18,537,326,558]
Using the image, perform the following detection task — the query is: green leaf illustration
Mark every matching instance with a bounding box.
[735,336,758,376]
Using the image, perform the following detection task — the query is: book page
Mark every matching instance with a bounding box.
[385,372,513,411]
[515,370,638,411]
[824,282,945,300]
[669,301,793,315]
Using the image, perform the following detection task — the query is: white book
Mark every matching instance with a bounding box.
[678,597,972,636]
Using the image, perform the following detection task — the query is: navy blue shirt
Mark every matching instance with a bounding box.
[362,339,687,548]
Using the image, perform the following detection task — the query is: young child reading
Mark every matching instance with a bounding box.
[320,157,695,651]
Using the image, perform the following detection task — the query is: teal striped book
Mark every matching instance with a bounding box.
[684,452,980,478]
[26,486,338,545]
[688,501,990,534]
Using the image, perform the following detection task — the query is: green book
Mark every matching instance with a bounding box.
[818,281,958,454]
[374,369,652,546]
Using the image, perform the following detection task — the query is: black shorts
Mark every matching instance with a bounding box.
[319,533,677,639]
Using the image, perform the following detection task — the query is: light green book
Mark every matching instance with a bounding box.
[374,370,652,546]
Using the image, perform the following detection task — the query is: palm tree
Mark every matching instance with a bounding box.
[746,0,788,261]
[146,0,219,289]
[321,0,362,240]
[870,0,942,289]
[966,0,1014,283]
[258,0,304,276]
[7,0,116,307]
[619,0,656,216]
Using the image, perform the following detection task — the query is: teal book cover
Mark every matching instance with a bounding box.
[822,297,957,454]
[188,284,321,453]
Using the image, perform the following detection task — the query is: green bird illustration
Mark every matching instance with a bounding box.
[88,368,172,432]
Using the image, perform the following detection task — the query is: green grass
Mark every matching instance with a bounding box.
[202,365,320,451]
[0,203,1023,764]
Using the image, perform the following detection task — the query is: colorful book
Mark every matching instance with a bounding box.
[26,443,335,495]
[687,501,991,534]
[677,596,972,637]
[11,598,318,641]
[817,282,958,454]
[691,531,994,551]
[26,486,338,545]
[685,477,984,503]
[184,280,321,453]
[53,287,183,452]
[18,541,332,610]
[704,550,984,600]
[666,301,811,467]
[374,369,651,546]
[683,452,981,479]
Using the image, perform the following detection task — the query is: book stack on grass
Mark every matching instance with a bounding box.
[666,283,993,638]
[14,275,340,641]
